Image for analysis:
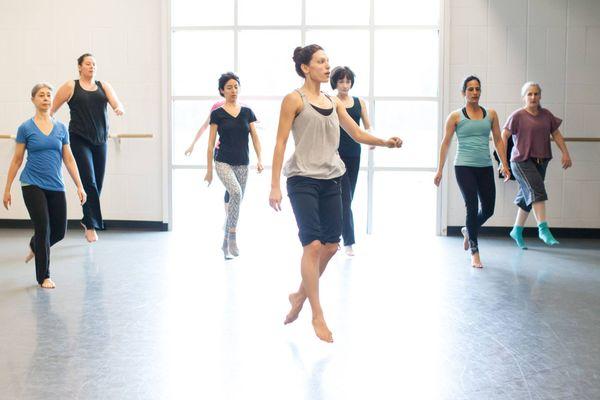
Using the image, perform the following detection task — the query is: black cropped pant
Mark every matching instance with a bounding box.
[22,185,67,284]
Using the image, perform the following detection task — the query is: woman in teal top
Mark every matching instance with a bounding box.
[3,83,86,289]
[434,76,510,268]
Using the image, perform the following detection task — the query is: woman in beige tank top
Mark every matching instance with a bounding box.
[269,44,403,343]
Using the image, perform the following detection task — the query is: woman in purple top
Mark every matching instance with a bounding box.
[501,82,572,249]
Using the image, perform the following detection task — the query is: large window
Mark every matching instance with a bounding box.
[170,0,441,232]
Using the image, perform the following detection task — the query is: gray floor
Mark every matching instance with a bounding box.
[1,227,599,400]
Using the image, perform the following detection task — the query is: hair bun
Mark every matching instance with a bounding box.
[292,46,303,62]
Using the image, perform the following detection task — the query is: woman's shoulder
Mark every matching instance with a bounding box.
[506,108,525,120]
[281,90,304,112]
[54,119,68,130]
[449,109,462,122]
[18,118,34,130]
[539,107,558,118]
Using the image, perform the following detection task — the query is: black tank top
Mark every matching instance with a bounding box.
[68,80,109,145]
[338,97,362,158]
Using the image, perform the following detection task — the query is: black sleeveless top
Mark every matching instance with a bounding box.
[68,80,109,145]
[338,97,362,157]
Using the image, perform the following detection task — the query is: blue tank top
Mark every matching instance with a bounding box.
[454,107,493,167]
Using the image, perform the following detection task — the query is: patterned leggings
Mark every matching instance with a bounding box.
[215,161,248,232]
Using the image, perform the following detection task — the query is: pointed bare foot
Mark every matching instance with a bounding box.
[40,278,56,289]
[312,317,333,343]
[25,250,34,263]
[461,227,469,251]
[284,292,305,324]
[85,229,98,243]
[471,252,483,269]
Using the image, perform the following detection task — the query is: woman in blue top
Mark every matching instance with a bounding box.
[3,83,86,289]
[434,76,510,268]
[330,66,372,257]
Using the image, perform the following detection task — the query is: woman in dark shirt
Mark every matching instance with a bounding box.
[204,72,263,259]
[330,66,372,256]
[52,53,125,243]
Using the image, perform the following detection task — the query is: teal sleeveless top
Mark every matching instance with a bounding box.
[454,107,493,167]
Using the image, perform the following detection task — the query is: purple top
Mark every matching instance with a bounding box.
[503,108,562,162]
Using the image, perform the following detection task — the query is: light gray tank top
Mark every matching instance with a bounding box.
[283,90,346,179]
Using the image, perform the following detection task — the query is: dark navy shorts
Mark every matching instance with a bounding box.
[510,158,549,212]
[286,176,342,247]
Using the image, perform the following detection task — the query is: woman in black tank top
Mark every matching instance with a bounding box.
[330,66,372,256]
[51,53,125,242]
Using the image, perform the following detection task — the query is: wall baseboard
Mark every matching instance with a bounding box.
[0,219,168,232]
[447,226,600,239]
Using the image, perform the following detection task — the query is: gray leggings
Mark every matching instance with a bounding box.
[215,161,248,232]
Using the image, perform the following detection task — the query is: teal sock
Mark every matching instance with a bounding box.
[509,226,527,249]
[538,221,559,246]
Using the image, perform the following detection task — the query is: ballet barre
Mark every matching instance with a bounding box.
[0,133,153,140]
[108,133,154,139]
[489,137,600,142]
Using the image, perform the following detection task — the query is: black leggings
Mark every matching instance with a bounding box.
[70,134,107,230]
[340,156,360,246]
[454,166,495,253]
[22,186,67,284]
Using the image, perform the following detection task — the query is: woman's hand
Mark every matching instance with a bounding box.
[561,153,572,169]
[204,170,213,186]
[256,161,264,173]
[184,145,194,156]
[113,106,125,116]
[3,190,11,210]
[433,170,442,187]
[77,186,87,205]
[269,187,282,211]
[500,164,511,182]
[385,137,402,148]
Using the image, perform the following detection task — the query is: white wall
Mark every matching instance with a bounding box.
[445,0,600,229]
[0,0,166,223]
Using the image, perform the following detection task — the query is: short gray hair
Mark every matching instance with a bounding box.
[31,82,54,98]
[520,81,541,97]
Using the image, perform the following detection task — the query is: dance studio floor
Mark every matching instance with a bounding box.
[1,173,599,399]
[1,231,599,399]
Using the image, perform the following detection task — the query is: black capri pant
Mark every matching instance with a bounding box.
[287,176,343,247]
[22,185,67,284]
[454,166,496,253]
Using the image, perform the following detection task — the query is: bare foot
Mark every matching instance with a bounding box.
[40,278,56,289]
[471,252,483,269]
[461,227,469,251]
[312,317,333,343]
[284,292,305,324]
[25,250,34,263]
[85,229,98,243]
[345,245,355,256]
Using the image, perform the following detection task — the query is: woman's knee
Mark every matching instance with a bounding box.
[303,240,322,256]
[323,242,339,257]
[228,187,242,202]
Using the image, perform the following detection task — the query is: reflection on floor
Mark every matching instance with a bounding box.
[0,170,598,399]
